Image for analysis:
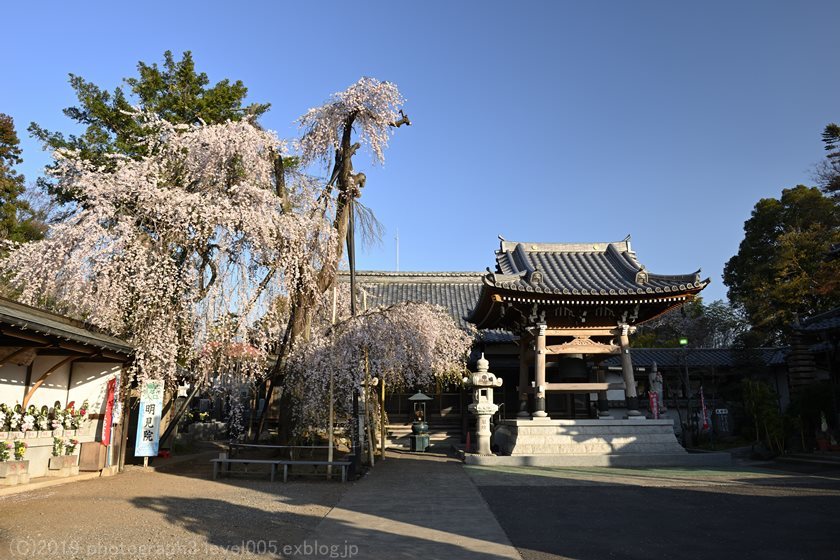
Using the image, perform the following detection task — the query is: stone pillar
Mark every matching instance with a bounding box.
[475,412,493,455]
[619,324,641,417]
[533,324,548,418]
[596,366,611,418]
[517,335,530,417]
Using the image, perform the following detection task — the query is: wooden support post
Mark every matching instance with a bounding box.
[518,335,530,417]
[533,324,548,418]
[596,367,611,418]
[619,324,641,416]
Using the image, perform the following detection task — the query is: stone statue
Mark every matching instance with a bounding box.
[648,361,666,412]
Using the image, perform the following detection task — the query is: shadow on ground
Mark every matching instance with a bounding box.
[469,464,840,560]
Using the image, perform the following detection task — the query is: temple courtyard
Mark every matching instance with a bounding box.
[0,450,838,559]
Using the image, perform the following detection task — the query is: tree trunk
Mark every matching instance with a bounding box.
[254,115,358,444]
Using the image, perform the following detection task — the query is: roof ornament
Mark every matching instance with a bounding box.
[528,268,543,287]
[629,304,640,323]
[635,265,649,285]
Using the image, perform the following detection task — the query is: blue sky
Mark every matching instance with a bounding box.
[3,1,838,302]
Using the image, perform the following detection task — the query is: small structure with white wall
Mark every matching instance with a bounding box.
[0,297,132,480]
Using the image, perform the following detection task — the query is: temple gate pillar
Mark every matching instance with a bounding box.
[533,323,548,418]
[517,335,530,417]
[619,324,641,417]
[595,366,611,418]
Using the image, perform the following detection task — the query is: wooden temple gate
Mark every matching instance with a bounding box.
[467,238,709,419]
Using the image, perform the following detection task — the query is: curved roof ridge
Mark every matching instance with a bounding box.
[604,242,641,277]
[340,270,484,277]
[647,270,702,283]
[499,239,632,254]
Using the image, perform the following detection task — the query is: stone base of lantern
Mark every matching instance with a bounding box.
[470,418,730,467]
[409,434,430,452]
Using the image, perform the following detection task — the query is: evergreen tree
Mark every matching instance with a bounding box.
[723,185,840,343]
[29,50,270,204]
[0,114,44,242]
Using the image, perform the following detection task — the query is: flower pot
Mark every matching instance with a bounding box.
[47,455,79,477]
[24,431,38,439]
[52,428,64,437]
[10,432,24,440]
[64,430,76,437]
[37,431,52,438]
[0,460,29,485]
[0,432,8,439]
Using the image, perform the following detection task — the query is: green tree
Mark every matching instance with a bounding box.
[816,122,840,197]
[29,50,270,203]
[0,114,45,243]
[723,185,840,344]
[632,298,748,348]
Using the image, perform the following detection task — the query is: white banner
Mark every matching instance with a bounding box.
[134,380,164,457]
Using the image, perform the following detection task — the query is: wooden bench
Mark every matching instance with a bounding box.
[211,458,284,482]
[210,458,352,483]
[276,460,352,483]
[228,443,330,460]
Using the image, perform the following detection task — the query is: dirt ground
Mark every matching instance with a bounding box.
[0,452,349,559]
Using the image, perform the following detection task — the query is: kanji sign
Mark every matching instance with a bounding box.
[134,380,164,457]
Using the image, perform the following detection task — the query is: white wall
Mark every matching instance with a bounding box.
[28,357,72,410]
[68,362,122,416]
[0,363,27,405]
[0,358,121,415]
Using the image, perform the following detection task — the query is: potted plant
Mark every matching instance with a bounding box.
[36,406,52,437]
[48,437,78,477]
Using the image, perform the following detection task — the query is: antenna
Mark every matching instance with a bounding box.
[395,229,400,272]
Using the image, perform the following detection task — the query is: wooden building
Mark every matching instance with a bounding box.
[466,238,708,418]
[0,297,132,477]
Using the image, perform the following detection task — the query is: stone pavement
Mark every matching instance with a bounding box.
[468,463,840,560]
[308,449,522,560]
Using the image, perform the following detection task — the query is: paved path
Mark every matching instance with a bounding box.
[0,454,345,559]
[468,464,840,560]
[308,450,521,560]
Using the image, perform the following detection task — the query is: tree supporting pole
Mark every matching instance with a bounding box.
[348,198,361,475]
[380,377,386,460]
[364,348,375,466]
[327,370,334,479]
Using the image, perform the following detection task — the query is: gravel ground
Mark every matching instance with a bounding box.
[0,452,350,559]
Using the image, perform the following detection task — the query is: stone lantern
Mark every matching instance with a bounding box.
[467,353,503,455]
[408,391,433,452]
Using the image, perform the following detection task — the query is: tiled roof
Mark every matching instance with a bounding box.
[338,271,514,342]
[0,297,132,355]
[798,307,840,332]
[601,347,786,368]
[486,238,709,296]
